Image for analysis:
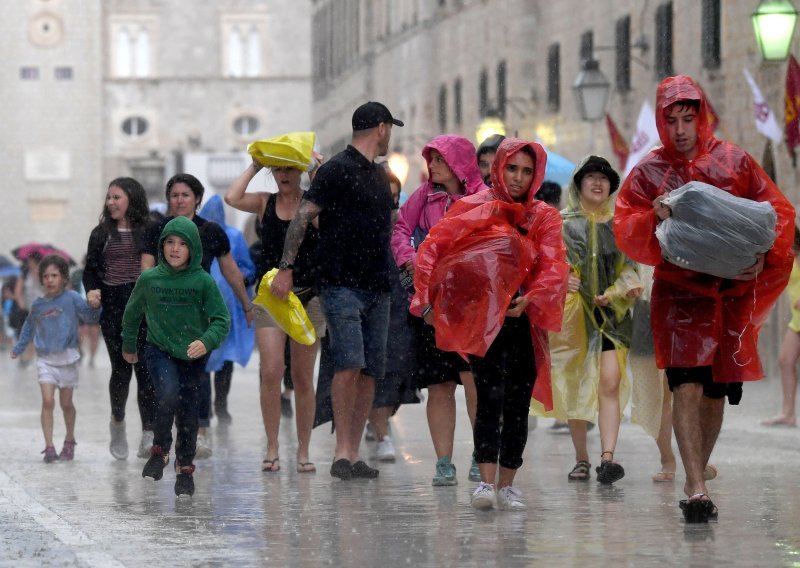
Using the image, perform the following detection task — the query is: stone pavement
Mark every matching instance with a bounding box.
[0,349,799,567]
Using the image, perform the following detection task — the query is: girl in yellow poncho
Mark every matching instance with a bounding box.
[532,155,642,484]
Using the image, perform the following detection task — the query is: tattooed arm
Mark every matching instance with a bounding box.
[270,198,322,299]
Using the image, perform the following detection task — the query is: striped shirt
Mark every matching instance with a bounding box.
[102,229,141,285]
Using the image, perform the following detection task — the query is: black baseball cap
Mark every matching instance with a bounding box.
[352,101,404,131]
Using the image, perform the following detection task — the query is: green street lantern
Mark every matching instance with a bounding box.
[752,0,798,61]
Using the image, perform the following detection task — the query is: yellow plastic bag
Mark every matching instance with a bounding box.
[253,269,317,345]
[248,132,316,169]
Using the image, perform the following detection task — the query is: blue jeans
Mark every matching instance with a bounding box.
[319,286,390,379]
[144,343,207,465]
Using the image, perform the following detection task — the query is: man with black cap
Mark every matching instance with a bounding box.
[271,101,403,481]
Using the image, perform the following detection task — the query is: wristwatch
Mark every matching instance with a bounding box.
[278,260,294,270]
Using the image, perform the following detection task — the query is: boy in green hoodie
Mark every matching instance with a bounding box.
[122,216,230,497]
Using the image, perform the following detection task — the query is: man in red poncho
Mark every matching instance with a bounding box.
[614,75,795,523]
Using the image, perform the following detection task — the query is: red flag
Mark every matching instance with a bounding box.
[785,54,800,154]
[605,114,629,169]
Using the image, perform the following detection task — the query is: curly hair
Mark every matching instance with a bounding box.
[38,254,70,284]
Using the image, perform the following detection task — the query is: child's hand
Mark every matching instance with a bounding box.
[10,351,17,359]
[122,351,138,364]
[87,289,101,308]
[187,340,207,359]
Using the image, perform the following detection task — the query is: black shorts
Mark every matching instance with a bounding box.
[665,366,743,405]
[408,313,470,388]
[601,335,615,352]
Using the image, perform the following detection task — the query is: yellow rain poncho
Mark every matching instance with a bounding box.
[532,156,642,420]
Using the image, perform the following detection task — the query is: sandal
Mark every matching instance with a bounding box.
[596,451,625,485]
[261,458,280,472]
[652,470,676,483]
[703,464,718,481]
[679,493,715,523]
[296,461,316,474]
[567,460,592,481]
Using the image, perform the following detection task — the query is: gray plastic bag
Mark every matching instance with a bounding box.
[655,181,777,279]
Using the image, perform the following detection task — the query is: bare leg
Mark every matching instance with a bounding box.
[698,396,724,473]
[59,387,76,441]
[330,368,361,461]
[763,328,800,425]
[342,373,374,463]
[497,466,518,490]
[370,406,393,440]
[672,383,713,498]
[479,462,498,485]
[40,384,56,448]
[257,327,288,464]
[289,339,319,464]
[426,382,457,458]
[654,379,676,478]
[460,371,478,428]
[597,350,622,458]
[568,419,590,462]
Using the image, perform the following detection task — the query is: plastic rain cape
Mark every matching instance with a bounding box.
[531,157,642,420]
[253,269,316,345]
[614,75,795,382]
[410,139,569,411]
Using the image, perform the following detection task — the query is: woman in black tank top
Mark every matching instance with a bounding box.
[225,154,321,472]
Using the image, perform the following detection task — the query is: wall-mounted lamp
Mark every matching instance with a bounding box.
[572,59,611,122]
[753,0,798,61]
[476,114,507,145]
[387,152,410,187]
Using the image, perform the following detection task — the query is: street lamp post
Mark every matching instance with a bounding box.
[572,59,611,122]
[752,0,799,61]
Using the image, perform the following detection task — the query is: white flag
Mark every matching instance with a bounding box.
[623,102,660,177]
[743,68,783,143]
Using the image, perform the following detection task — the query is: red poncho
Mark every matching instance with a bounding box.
[410,139,569,409]
[614,75,795,382]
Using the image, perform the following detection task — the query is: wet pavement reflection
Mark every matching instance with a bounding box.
[1,353,799,566]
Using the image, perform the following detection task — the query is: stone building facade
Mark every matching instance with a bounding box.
[310,0,798,376]
[2,0,311,259]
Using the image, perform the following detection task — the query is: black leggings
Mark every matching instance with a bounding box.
[469,315,537,470]
[100,283,156,429]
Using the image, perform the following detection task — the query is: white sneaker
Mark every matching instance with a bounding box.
[376,436,396,462]
[109,419,128,460]
[194,434,213,459]
[137,430,154,459]
[497,485,526,511]
[471,482,496,510]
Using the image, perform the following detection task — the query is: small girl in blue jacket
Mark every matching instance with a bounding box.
[11,255,102,462]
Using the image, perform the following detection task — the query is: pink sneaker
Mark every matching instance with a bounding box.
[59,439,76,460]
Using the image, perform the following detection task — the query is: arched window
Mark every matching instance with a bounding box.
[122,116,149,137]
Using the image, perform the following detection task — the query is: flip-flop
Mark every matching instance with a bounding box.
[760,416,797,427]
[262,458,280,472]
[297,462,316,474]
[679,493,715,523]
[652,470,676,483]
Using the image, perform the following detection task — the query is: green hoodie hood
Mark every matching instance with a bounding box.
[157,216,204,273]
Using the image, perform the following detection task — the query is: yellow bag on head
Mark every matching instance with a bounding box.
[253,269,317,345]
[248,132,316,170]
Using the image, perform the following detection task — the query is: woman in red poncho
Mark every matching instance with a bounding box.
[614,75,794,522]
[411,138,569,511]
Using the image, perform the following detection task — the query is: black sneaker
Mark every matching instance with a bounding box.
[330,458,352,480]
[142,446,169,481]
[174,465,196,497]
[351,460,379,479]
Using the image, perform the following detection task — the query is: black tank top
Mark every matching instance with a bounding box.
[260,193,319,288]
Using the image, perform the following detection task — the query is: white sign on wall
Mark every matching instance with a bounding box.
[24,151,72,181]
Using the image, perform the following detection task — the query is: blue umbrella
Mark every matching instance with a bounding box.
[543,149,576,187]
[0,255,20,278]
